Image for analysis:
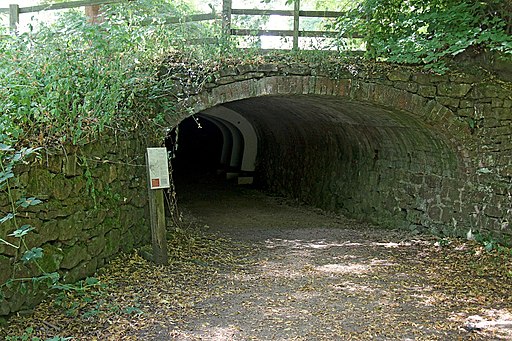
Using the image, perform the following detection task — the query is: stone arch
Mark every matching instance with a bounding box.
[170,66,511,238]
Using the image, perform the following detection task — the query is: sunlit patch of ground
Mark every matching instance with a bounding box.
[1,184,511,340]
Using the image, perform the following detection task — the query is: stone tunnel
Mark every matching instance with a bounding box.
[171,94,458,232]
[168,62,511,240]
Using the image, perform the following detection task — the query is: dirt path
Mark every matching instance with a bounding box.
[170,179,512,340]
[2,178,512,340]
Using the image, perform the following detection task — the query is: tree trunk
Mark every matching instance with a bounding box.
[85,5,102,24]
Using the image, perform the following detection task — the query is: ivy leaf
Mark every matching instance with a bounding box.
[85,277,99,286]
[19,282,28,295]
[9,224,34,238]
[0,213,14,224]
[0,144,14,151]
[21,247,43,263]
[16,197,43,208]
[47,272,61,285]
[0,171,14,185]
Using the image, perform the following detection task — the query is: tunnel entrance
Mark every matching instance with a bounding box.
[169,94,459,232]
[168,116,224,183]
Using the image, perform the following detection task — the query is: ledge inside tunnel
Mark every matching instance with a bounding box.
[169,94,460,232]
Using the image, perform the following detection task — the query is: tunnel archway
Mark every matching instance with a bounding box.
[170,91,460,233]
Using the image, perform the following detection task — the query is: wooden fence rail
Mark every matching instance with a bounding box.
[1,0,352,51]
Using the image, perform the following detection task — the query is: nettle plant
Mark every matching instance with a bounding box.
[0,144,60,301]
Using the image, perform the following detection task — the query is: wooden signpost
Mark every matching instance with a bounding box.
[146,147,170,265]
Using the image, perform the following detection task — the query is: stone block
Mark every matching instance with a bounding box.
[87,236,106,257]
[63,258,98,284]
[394,81,418,93]
[459,100,473,108]
[236,64,256,75]
[61,244,89,270]
[62,153,80,177]
[387,70,411,81]
[0,255,12,285]
[437,83,472,97]
[495,108,512,120]
[219,67,237,77]
[418,85,436,97]
[436,96,460,108]
[37,244,64,273]
[492,98,504,108]
[51,174,73,201]
[257,63,279,73]
[335,79,351,97]
[470,83,504,99]
[412,73,448,84]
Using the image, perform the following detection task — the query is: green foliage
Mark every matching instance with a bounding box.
[0,145,60,303]
[333,0,512,71]
[0,0,231,149]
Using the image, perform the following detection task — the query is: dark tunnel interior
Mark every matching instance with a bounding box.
[167,116,224,183]
[167,94,459,229]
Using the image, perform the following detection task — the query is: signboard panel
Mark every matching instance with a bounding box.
[146,147,170,189]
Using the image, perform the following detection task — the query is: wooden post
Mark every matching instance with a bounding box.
[146,151,169,265]
[9,4,19,32]
[222,0,232,38]
[293,0,300,51]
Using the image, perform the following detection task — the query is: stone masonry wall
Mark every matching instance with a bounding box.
[175,59,512,242]
[0,133,151,316]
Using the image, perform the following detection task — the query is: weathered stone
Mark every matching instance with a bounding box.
[45,155,63,174]
[436,96,460,108]
[61,244,89,270]
[437,83,472,97]
[412,73,448,84]
[236,64,256,75]
[282,64,311,75]
[0,255,12,285]
[387,70,411,81]
[37,244,64,273]
[63,258,98,284]
[256,64,279,73]
[494,108,512,120]
[219,67,238,77]
[58,212,86,241]
[394,81,418,93]
[87,236,106,257]
[418,85,436,97]
[470,83,504,99]
[62,153,81,177]
[459,100,473,108]
[103,229,121,258]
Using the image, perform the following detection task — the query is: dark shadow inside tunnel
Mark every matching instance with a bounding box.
[167,116,224,183]
[168,94,460,231]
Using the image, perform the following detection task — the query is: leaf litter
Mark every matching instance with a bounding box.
[1,182,512,340]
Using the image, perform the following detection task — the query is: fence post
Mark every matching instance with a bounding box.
[222,0,232,39]
[293,0,300,50]
[9,4,19,32]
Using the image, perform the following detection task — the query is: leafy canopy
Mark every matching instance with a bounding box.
[333,0,512,71]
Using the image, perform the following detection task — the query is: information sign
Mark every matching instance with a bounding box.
[146,148,170,189]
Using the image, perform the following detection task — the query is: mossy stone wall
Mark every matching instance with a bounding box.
[0,134,151,316]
